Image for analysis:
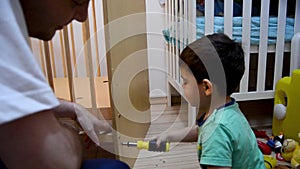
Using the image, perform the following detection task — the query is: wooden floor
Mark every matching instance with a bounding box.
[133,99,276,169]
[133,104,200,169]
[81,98,290,168]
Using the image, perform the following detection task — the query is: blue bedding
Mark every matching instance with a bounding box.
[163,16,295,45]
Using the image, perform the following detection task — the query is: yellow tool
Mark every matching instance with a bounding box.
[122,140,170,152]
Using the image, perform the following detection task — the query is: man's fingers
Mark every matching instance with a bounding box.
[85,130,100,146]
[94,120,112,134]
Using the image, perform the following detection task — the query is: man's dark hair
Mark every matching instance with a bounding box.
[179,33,245,95]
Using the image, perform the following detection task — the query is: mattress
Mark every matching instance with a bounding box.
[163,16,295,45]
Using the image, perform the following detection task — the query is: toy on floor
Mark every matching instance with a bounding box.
[273,69,300,141]
[269,133,290,162]
[253,128,271,140]
[280,133,300,168]
[274,133,285,154]
[291,146,300,168]
[258,140,272,155]
[264,155,277,169]
[281,139,298,162]
[253,129,283,155]
[253,128,272,155]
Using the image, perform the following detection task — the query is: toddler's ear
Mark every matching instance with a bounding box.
[202,79,212,96]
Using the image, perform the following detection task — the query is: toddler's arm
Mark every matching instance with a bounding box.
[149,125,198,147]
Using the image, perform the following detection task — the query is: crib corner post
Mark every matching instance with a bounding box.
[290,32,300,74]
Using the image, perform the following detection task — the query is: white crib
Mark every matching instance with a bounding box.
[164,0,300,125]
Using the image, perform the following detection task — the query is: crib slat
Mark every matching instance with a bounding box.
[166,0,170,80]
[49,32,64,78]
[175,0,179,82]
[183,0,188,47]
[37,40,46,76]
[169,0,173,81]
[49,41,57,78]
[173,0,176,80]
[27,37,32,49]
[295,0,300,33]
[171,0,175,80]
[179,0,184,53]
[291,0,300,73]
[165,0,170,107]
[69,23,78,77]
[239,0,253,93]
[224,0,233,38]
[29,39,41,72]
[257,0,270,92]
[94,0,108,77]
[82,19,98,115]
[63,27,76,102]
[188,0,196,42]
[59,31,67,77]
[290,32,300,74]
[91,0,101,77]
[273,0,288,89]
[205,0,214,35]
[43,41,55,90]
[169,0,172,79]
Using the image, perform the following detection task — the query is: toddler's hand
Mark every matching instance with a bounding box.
[146,134,169,148]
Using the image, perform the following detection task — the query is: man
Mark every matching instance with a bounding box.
[0,0,129,168]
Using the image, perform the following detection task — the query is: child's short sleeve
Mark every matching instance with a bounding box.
[200,124,233,167]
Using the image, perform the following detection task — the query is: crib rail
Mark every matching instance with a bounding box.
[165,0,300,102]
[29,0,110,119]
[165,0,197,125]
[165,0,196,88]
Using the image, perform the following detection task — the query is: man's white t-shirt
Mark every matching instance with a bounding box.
[0,0,59,124]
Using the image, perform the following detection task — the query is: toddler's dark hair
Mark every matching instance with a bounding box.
[179,33,245,95]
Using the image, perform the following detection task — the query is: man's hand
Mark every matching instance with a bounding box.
[74,103,112,146]
[54,99,112,146]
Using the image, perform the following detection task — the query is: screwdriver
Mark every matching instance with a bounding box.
[122,140,170,152]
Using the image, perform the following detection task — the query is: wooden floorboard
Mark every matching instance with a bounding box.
[133,104,200,169]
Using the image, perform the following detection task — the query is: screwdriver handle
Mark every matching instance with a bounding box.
[137,140,170,152]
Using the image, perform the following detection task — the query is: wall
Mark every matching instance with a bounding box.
[103,0,150,167]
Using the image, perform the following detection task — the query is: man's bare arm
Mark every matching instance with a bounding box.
[0,110,82,169]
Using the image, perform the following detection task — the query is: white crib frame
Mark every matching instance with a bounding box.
[165,0,300,126]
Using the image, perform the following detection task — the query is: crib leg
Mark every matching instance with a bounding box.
[167,83,172,107]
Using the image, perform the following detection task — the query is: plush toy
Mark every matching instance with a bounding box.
[291,133,300,169]
[281,138,298,162]
[280,133,300,168]
[273,132,285,153]
[264,155,277,169]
